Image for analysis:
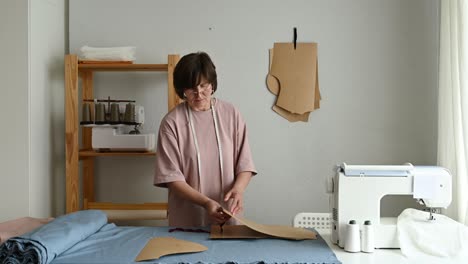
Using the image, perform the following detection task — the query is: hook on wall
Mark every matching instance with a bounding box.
[293,27,297,50]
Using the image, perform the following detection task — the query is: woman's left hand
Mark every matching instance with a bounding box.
[224,189,243,215]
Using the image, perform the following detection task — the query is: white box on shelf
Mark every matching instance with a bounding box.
[92,126,155,152]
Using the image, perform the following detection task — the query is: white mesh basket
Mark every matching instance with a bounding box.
[293,212,332,233]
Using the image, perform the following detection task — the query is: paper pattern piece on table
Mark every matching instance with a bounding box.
[211,208,316,240]
[267,44,321,122]
[210,224,271,239]
[135,237,208,262]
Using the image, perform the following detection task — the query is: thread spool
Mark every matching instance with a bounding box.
[344,220,361,253]
[110,103,120,124]
[361,220,375,253]
[124,103,136,124]
[95,103,106,124]
[81,103,93,125]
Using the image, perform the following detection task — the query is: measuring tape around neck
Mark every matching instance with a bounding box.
[187,98,224,200]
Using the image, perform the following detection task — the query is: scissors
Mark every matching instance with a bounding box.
[219,221,226,233]
[217,207,227,233]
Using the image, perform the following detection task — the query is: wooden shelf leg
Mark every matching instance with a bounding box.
[167,54,181,111]
[65,54,79,213]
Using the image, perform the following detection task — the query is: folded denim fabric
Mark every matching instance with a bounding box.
[0,210,107,264]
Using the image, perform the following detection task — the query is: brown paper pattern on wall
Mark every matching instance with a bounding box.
[267,43,320,122]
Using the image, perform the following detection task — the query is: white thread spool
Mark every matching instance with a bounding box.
[361,220,375,253]
[344,220,361,252]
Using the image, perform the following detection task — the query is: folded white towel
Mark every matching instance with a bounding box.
[80,45,136,61]
[397,208,468,263]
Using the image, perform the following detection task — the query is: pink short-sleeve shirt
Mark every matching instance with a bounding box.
[154,99,257,227]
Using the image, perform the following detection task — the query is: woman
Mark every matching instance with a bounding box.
[154,52,257,227]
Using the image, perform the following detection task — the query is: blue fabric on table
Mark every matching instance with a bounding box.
[0,210,107,264]
[52,225,341,264]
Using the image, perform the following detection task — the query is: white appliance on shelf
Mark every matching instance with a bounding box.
[90,105,155,152]
[91,126,155,152]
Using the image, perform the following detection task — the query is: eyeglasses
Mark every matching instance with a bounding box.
[184,83,212,97]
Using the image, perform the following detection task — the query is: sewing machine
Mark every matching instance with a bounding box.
[329,163,452,249]
[91,105,155,152]
[92,126,155,151]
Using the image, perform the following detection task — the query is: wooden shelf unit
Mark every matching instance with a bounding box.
[65,54,182,216]
[79,149,156,159]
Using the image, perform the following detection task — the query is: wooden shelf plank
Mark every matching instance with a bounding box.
[85,202,168,221]
[86,202,167,210]
[78,63,168,71]
[79,149,156,157]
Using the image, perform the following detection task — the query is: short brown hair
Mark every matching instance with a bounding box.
[173,52,218,99]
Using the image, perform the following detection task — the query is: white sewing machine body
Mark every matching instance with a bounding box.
[330,163,452,249]
[90,105,155,152]
[92,126,155,152]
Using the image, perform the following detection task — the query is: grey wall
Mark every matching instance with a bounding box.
[29,0,66,218]
[69,0,439,225]
[0,0,30,221]
[0,0,66,222]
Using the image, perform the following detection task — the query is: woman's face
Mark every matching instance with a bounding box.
[184,79,213,111]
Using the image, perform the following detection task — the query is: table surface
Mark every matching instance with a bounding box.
[321,232,414,264]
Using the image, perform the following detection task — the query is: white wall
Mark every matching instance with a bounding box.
[29,0,66,218]
[0,0,66,221]
[0,0,30,220]
[69,0,440,225]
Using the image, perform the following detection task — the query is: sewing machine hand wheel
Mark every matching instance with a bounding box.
[129,124,141,134]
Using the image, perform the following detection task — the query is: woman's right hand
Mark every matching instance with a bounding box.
[203,200,229,224]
